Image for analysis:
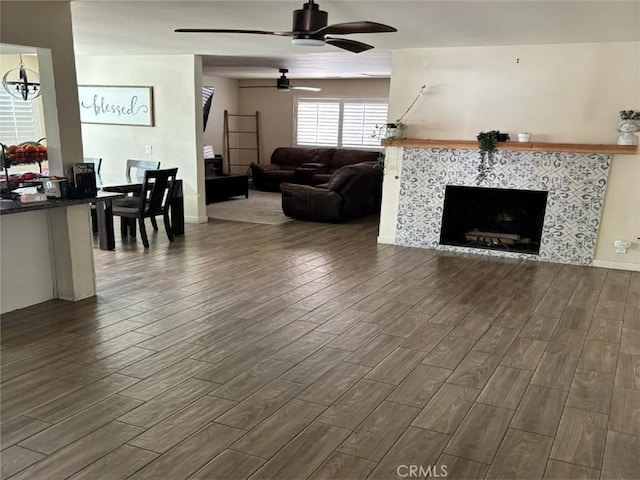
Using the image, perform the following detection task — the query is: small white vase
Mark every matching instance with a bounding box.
[618,120,639,146]
[385,123,404,140]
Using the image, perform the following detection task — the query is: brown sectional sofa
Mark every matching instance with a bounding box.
[249,147,379,191]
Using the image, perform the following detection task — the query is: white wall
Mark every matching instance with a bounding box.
[1,211,54,314]
[202,74,238,160]
[1,1,97,308]
[76,55,206,222]
[238,78,390,169]
[387,42,640,268]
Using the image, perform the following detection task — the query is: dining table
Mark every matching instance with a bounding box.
[95,174,184,251]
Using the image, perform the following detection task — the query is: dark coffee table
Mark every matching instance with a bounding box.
[205,174,249,204]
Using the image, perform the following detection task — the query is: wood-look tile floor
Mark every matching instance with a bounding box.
[1,216,639,480]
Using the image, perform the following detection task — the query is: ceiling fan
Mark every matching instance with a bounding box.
[240,69,321,92]
[175,0,397,53]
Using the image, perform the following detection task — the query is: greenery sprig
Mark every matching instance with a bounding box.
[476,130,499,184]
[619,110,640,121]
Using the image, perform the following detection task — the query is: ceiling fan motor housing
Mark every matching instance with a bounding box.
[277,75,291,90]
[292,0,327,40]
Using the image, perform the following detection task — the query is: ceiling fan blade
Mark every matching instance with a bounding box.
[238,86,277,89]
[325,37,374,53]
[291,86,322,92]
[312,21,397,36]
[175,28,293,36]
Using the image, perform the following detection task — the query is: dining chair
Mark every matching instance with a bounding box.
[112,159,162,213]
[112,168,178,248]
[83,157,102,234]
[126,159,160,182]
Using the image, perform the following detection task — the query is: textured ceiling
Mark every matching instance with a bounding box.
[68,0,640,78]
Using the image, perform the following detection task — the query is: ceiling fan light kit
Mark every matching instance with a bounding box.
[291,38,325,47]
[175,0,396,53]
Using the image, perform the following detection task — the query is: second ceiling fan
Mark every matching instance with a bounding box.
[239,69,321,92]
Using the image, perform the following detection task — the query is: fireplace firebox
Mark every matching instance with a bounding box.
[439,186,548,254]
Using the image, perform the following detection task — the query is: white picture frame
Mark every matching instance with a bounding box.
[78,85,154,126]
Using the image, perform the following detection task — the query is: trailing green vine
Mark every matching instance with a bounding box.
[476,130,499,184]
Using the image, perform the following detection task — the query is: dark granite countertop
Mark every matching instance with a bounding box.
[0,191,125,216]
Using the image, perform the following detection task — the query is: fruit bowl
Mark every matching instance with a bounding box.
[2,140,47,166]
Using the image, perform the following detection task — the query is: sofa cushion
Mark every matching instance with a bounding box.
[329,149,379,171]
[311,173,332,185]
[271,148,333,168]
[263,170,296,181]
[328,162,377,192]
[310,149,336,166]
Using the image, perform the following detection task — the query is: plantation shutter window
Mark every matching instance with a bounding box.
[296,100,340,146]
[342,101,389,148]
[295,98,388,148]
[0,89,42,145]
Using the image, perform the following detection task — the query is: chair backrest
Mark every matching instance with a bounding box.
[126,159,161,182]
[83,157,102,175]
[138,168,178,216]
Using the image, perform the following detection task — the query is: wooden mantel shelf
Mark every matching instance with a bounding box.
[381,138,638,155]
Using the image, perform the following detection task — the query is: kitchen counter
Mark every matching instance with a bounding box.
[0,191,123,215]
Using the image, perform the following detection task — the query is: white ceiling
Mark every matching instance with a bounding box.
[69,0,640,79]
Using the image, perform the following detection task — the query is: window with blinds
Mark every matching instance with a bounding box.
[295,98,388,148]
[0,89,42,145]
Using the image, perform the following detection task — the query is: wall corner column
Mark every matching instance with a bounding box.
[377,146,403,245]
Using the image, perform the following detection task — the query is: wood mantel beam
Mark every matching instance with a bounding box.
[381,138,638,155]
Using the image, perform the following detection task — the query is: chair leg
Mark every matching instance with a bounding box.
[139,218,149,248]
[163,213,174,242]
[150,216,158,231]
[120,217,128,238]
[128,218,136,237]
[91,208,98,235]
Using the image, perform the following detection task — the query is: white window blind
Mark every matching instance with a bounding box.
[342,101,388,148]
[0,89,42,145]
[295,98,388,148]
[296,100,340,146]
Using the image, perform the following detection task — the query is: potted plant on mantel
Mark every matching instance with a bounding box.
[476,130,509,184]
[372,84,427,141]
[384,120,405,140]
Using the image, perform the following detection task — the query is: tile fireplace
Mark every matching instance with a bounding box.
[387,146,613,266]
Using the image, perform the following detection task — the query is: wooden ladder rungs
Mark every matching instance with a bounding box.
[224,110,261,174]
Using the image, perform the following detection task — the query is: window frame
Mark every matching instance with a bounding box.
[293,97,388,150]
[0,88,44,146]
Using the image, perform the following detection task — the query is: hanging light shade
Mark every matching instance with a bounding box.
[2,55,41,101]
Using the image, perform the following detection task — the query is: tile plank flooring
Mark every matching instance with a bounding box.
[1,216,639,479]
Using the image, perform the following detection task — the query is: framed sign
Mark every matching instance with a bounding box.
[78,85,154,126]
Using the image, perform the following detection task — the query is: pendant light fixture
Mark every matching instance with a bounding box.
[2,55,41,101]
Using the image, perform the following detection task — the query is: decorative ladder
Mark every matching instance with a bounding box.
[223,110,260,175]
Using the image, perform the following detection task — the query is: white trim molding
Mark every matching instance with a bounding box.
[592,259,640,272]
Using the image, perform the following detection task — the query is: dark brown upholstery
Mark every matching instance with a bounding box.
[250,147,378,191]
[280,162,383,222]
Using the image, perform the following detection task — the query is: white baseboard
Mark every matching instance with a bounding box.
[377,235,396,245]
[185,215,209,224]
[592,259,640,272]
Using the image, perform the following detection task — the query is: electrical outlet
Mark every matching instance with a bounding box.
[144,145,152,154]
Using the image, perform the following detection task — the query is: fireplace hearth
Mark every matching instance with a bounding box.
[439,186,548,255]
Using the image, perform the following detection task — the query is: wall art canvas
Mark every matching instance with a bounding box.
[78,85,154,126]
